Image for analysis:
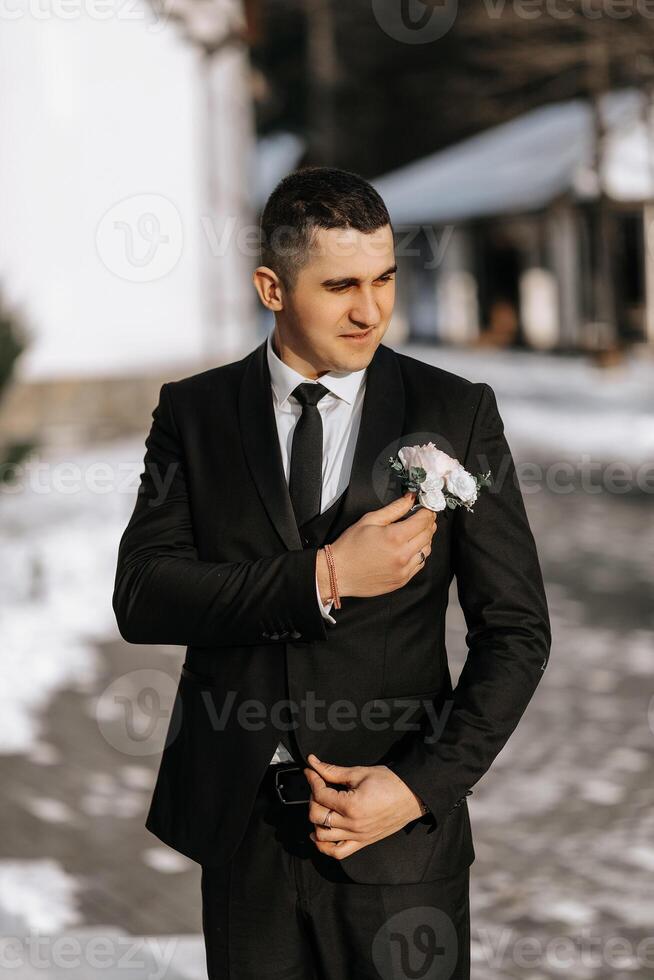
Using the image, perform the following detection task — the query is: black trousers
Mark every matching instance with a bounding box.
[201,764,471,980]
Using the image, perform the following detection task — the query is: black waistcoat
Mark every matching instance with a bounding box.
[297,485,348,550]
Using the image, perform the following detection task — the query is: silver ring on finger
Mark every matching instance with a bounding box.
[417,550,426,565]
[323,809,333,829]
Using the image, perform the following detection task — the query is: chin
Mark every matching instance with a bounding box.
[323,332,383,371]
[331,350,374,372]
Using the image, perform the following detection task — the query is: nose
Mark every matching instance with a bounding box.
[348,287,381,329]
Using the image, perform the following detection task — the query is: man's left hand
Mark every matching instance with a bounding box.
[303,753,426,860]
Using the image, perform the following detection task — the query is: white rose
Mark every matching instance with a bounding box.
[398,444,422,472]
[398,442,456,482]
[418,485,447,511]
[445,465,478,505]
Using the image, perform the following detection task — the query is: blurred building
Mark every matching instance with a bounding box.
[374,89,654,354]
[0,1,301,444]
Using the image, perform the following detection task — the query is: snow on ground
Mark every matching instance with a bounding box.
[403,344,654,466]
[0,441,142,755]
[0,860,203,979]
[0,860,81,934]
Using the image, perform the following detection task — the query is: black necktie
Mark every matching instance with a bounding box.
[288,382,329,527]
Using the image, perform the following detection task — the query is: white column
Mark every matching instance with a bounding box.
[199,37,258,361]
[434,228,479,345]
[520,268,559,350]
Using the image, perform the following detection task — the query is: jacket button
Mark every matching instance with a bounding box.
[290,630,302,639]
[262,631,270,638]
[270,632,280,640]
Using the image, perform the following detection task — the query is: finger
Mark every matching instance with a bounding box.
[312,827,389,855]
[304,768,327,794]
[401,507,437,540]
[411,523,437,553]
[408,541,432,574]
[308,752,363,793]
[309,780,356,813]
[306,754,358,785]
[308,800,359,834]
[308,797,341,826]
[304,770,359,821]
[405,518,437,554]
[310,835,363,860]
[411,508,438,537]
[312,824,366,842]
[366,491,416,526]
[413,548,430,572]
[304,766,352,809]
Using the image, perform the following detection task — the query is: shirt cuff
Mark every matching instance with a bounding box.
[315,569,336,625]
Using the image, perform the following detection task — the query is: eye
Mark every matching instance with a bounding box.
[329,284,351,293]
[377,274,395,285]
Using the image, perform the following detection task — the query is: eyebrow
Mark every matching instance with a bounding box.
[320,263,397,288]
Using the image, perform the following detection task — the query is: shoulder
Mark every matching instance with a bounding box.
[157,347,255,417]
[386,344,488,403]
[384,345,502,447]
[165,351,248,395]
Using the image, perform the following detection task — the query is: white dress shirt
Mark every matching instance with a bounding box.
[266,328,367,764]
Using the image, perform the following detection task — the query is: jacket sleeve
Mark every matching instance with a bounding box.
[112,382,329,648]
[387,383,551,826]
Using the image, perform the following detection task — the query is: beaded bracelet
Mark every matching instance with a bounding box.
[323,543,342,609]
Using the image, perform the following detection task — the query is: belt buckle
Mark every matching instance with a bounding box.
[274,765,310,805]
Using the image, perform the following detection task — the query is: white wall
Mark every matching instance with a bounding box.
[0,3,208,380]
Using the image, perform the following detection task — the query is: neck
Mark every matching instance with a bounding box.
[272,328,326,380]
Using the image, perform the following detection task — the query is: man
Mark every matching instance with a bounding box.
[113,166,551,979]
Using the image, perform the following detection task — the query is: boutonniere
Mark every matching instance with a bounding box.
[387,442,491,513]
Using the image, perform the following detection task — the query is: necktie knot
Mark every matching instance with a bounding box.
[291,382,329,409]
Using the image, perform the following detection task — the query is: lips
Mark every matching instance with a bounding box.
[340,328,373,339]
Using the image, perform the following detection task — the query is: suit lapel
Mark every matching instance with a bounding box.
[239,338,302,551]
[238,337,406,552]
[327,341,406,541]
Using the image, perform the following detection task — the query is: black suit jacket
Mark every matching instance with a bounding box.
[112,338,551,885]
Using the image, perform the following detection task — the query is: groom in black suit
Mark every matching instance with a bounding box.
[113,167,551,979]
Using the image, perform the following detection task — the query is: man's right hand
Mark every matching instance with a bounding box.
[317,492,437,601]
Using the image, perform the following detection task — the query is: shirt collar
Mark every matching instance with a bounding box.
[266,329,366,408]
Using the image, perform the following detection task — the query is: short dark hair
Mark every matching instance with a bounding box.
[259,166,392,291]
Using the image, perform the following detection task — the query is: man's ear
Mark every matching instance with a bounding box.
[252,266,284,311]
